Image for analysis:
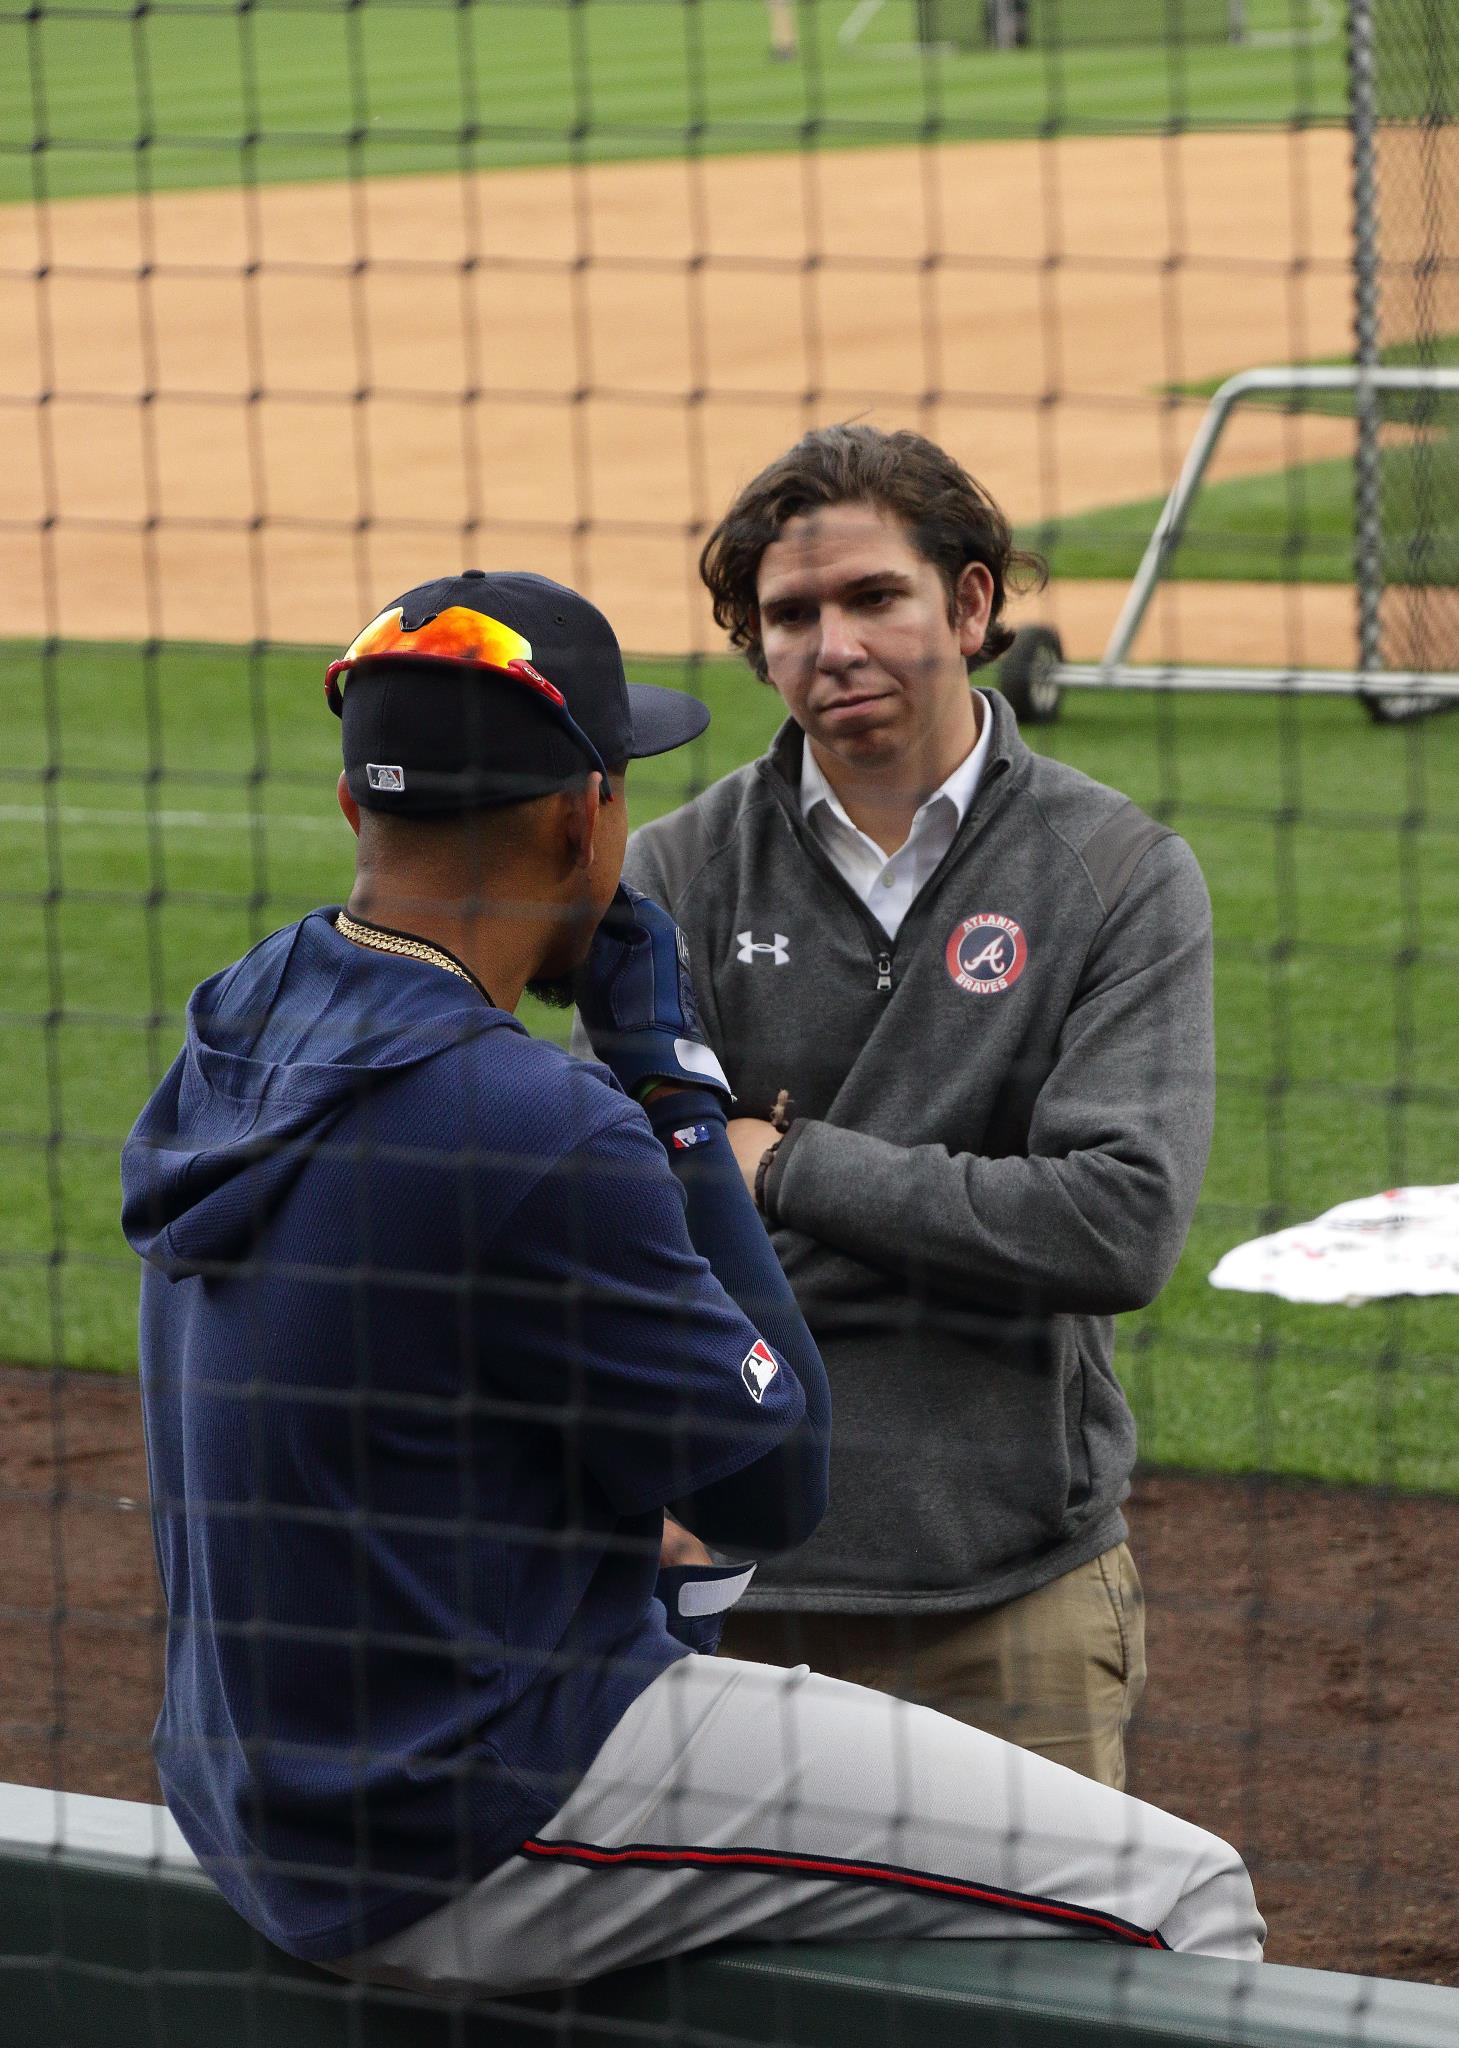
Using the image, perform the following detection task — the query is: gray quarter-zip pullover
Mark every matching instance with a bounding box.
[619,690,1215,1613]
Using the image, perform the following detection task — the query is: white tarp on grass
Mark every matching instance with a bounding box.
[1209,1185,1459,1307]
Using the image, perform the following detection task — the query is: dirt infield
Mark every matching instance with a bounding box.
[3,1366,1457,1988]
[1,126,1368,664]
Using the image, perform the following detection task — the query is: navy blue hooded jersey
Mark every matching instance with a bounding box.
[120,910,805,1962]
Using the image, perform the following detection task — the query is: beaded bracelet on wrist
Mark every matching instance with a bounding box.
[753,1141,780,1215]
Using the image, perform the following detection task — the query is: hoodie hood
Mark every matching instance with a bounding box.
[121,910,514,1280]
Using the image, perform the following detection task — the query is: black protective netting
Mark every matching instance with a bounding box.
[3,4,1459,2043]
[1368,0,1459,666]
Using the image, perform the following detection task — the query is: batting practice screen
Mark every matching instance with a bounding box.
[3,2,1459,2043]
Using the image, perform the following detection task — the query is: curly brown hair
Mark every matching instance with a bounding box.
[699,424,1045,681]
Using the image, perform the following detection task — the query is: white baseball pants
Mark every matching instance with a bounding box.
[346,1654,1264,1997]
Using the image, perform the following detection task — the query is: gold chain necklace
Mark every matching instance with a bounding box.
[334,909,477,990]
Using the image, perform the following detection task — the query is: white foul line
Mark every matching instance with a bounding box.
[0,803,342,835]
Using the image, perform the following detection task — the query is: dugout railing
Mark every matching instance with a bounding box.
[5,1784,1459,2048]
[1003,367,1459,727]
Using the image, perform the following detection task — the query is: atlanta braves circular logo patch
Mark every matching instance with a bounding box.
[945,913,1028,995]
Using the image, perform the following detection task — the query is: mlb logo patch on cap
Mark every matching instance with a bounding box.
[741,1339,779,1404]
[366,763,405,793]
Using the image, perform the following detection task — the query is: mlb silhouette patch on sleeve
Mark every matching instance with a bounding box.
[740,1339,779,1403]
[671,1124,714,1150]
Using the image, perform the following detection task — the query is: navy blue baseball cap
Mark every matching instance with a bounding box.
[327,570,710,814]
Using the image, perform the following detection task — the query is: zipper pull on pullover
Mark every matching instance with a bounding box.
[876,950,893,994]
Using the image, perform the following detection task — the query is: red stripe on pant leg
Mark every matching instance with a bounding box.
[519,1837,1169,1950]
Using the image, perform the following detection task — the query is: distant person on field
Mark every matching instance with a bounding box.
[610,425,1217,1789]
[767,0,797,60]
[122,568,1257,1994]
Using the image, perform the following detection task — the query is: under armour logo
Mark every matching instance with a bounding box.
[737,931,789,966]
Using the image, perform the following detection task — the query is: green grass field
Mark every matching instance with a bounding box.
[1027,337,1459,589]
[4,635,1458,1494]
[1174,334,1459,418]
[1024,433,1459,586]
[0,0,1348,206]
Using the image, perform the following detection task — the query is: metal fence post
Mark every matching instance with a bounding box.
[1349,0,1385,680]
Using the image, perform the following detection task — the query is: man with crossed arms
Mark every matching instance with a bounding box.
[620,426,1216,1789]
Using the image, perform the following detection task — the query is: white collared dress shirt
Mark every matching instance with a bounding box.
[798,695,992,939]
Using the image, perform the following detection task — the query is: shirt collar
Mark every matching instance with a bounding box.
[798,692,993,839]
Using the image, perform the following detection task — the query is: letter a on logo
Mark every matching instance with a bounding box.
[961,935,1009,978]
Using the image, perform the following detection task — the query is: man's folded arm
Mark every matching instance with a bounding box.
[497,1086,829,1555]
[638,1084,830,1552]
[761,837,1215,1319]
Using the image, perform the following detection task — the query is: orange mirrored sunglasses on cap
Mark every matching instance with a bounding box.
[324,604,612,790]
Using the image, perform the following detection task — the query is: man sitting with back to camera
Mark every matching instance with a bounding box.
[122,570,1260,1996]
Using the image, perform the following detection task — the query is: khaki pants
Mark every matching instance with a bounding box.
[720,1542,1147,1789]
